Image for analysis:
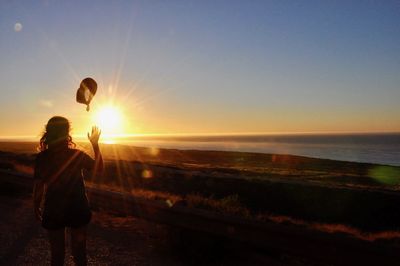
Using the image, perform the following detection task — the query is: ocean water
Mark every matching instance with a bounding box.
[120,133,400,166]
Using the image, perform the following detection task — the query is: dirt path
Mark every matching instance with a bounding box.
[0,190,294,266]
[0,192,182,265]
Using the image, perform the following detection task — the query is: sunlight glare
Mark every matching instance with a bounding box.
[93,105,125,142]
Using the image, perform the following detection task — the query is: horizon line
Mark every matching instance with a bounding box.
[1,130,400,140]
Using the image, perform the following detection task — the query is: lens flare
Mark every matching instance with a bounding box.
[142,169,153,178]
[368,166,400,185]
[14,22,22,32]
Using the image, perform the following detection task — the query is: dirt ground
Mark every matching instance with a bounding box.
[0,188,299,266]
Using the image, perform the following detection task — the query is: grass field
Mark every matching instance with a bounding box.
[1,141,400,238]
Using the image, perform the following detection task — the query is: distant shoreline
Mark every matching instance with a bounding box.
[1,131,400,142]
[0,135,399,167]
[2,141,400,235]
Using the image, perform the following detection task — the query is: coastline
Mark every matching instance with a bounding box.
[1,134,399,167]
[1,141,400,232]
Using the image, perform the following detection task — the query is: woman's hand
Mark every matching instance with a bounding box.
[87,126,104,175]
[87,126,101,147]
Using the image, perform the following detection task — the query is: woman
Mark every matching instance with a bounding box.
[33,116,103,266]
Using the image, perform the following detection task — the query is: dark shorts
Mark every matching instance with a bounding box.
[42,207,92,230]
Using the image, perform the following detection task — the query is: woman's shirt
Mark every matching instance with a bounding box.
[34,148,94,212]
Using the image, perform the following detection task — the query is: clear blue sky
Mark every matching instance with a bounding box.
[1,0,399,137]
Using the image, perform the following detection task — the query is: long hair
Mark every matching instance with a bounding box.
[39,116,76,151]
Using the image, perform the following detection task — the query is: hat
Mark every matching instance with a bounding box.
[76,77,97,111]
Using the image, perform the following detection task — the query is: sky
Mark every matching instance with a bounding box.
[0,0,399,139]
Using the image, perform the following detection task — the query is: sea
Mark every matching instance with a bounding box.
[119,133,400,167]
[1,133,399,166]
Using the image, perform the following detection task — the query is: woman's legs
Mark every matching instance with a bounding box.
[48,228,65,266]
[70,226,87,266]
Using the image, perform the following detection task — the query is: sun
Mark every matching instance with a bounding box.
[93,105,125,141]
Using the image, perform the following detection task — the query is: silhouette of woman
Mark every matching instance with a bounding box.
[33,116,103,266]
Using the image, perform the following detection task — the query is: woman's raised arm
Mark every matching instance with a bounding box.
[87,126,104,174]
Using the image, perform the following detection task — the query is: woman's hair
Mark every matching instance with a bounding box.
[39,116,76,151]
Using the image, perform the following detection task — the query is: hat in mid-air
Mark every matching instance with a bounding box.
[76,77,97,111]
